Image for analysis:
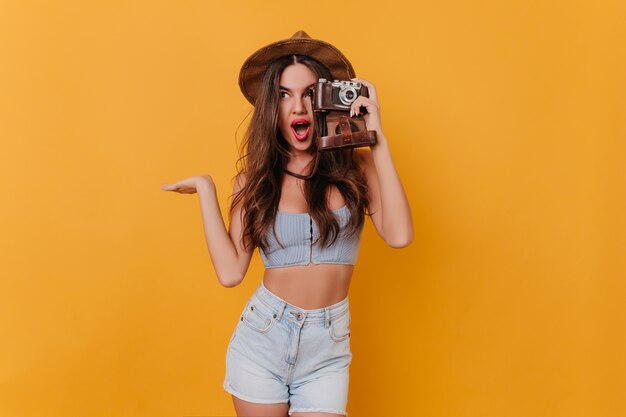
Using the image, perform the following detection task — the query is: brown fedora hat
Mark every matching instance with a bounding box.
[238,30,356,105]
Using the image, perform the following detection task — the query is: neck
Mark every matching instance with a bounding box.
[285,153,318,180]
[285,153,314,173]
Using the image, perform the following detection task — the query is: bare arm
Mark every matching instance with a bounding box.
[162,175,253,287]
[350,77,413,248]
[356,141,413,248]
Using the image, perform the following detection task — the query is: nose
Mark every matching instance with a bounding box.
[292,96,307,115]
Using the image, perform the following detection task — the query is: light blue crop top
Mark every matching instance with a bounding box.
[259,205,363,269]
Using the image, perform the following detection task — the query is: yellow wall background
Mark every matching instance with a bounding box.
[1,1,624,416]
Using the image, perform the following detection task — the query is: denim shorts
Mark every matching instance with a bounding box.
[223,280,352,416]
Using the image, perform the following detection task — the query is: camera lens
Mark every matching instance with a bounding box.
[338,87,358,105]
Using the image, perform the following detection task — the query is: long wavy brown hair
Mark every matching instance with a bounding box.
[231,54,370,253]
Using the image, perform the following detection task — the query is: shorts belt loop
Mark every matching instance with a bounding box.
[275,301,287,321]
[325,307,331,328]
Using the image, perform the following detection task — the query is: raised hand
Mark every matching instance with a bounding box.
[161,175,214,194]
[349,77,383,137]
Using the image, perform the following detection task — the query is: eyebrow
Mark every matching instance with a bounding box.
[279,83,316,92]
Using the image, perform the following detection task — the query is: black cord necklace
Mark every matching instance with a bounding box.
[284,169,312,180]
[284,154,320,180]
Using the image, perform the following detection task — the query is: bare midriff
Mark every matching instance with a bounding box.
[263,264,354,309]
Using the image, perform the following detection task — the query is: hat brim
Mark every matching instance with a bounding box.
[239,37,356,105]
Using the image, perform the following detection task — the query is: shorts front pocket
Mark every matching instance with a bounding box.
[241,298,276,334]
[329,310,351,342]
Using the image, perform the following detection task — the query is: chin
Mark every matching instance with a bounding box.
[287,142,310,154]
[288,136,314,150]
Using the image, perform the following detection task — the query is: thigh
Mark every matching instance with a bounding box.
[232,396,289,417]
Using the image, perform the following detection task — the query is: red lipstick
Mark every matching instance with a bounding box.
[290,118,311,141]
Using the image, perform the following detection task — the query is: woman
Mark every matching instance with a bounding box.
[161,31,413,417]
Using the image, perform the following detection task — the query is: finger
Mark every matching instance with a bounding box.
[354,96,376,107]
[351,97,377,116]
[351,77,375,91]
[162,184,180,191]
[350,101,364,117]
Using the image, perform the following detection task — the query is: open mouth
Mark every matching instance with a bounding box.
[290,119,311,141]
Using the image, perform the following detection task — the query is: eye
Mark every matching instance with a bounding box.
[279,91,289,99]
[305,89,314,98]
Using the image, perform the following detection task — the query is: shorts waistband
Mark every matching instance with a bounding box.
[254,280,349,325]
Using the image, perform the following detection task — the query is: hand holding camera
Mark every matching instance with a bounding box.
[313,78,378,151]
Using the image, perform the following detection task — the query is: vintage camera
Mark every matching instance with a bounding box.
[315,79,368,111]
[313,78,377,151]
